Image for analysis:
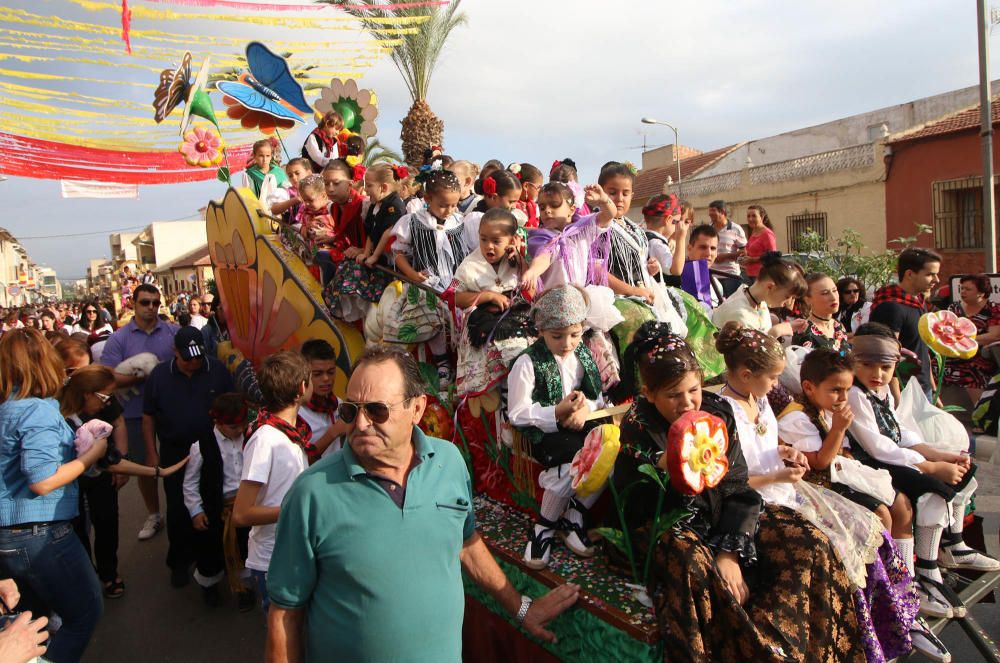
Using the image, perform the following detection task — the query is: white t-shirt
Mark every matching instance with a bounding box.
[188,314,208,330]
[299,405,342,458]
[241,424,308,571]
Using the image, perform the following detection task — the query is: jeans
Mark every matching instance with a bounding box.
[251,569,269,613]
[0,521,103,663]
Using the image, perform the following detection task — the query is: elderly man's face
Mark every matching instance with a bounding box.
[344,360,426,465]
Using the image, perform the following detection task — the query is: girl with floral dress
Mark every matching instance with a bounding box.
[613,321,866,663]
[793,273,852,352]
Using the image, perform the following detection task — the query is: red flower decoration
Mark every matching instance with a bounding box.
[666,410,730,495]
[394,165,409,180]
[482,176,497,196]
[352,165,367,182]
[222,95,295,135]
[419,401,454,440]
[550,159,562,175]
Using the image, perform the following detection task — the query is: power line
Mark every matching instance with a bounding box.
[15,214,201,240]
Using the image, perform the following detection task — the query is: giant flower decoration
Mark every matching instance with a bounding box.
[666,410,729,495]
[419,399,454,440]
[179,125,224,168]
[919,310,978,359]
[221,95,296,135]
[314,78,379,137]
[571,424,621,498]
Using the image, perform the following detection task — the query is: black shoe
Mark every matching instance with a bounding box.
[237,589,255,613]
[202,584,222,607]
[170,567,190,589]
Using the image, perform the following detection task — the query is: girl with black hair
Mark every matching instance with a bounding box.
[614,321,866,663]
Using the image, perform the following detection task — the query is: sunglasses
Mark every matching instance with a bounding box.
[337,399,409,424]
[85,309,97,314]
[137,299,161,307]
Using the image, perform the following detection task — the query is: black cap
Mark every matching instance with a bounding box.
[174,326,205,360]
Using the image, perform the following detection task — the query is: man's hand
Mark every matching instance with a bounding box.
[0,613,48,663]
[0,580,20,611]
[192,513,209,531]
[521,583,579,643]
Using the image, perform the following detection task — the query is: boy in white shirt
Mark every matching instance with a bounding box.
[298,339,348,458]
[183,393,253,610]
[233,351,314,612]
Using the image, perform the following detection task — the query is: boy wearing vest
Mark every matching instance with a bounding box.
[182,393,254,610]
[508,286,605,569]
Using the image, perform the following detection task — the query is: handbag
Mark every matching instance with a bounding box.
[382,283,445,343]
[829,455,896,507]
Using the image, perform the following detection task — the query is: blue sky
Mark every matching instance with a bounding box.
[1,0,995,280]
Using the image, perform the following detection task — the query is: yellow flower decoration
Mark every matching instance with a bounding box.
[918,310,978,359]
[571,424,621,498]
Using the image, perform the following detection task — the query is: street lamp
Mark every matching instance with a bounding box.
[641,117,682,199]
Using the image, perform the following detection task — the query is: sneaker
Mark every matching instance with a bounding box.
[939,546,1000,572]
[201,584,221,607]
[137,513,163,541]
[916,578,953,619]
[910,618,951,663]
[170,567,190,589]
[237,589,256,613]
[523,526,555,570]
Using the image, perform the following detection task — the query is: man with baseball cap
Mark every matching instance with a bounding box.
[143,326,235,588]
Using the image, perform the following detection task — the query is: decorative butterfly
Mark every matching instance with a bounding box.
[206,187,365,398]
[153,51,192,123]
[216,42,311,129]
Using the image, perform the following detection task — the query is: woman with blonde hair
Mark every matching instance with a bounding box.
[0,327,106,662]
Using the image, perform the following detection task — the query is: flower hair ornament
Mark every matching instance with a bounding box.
[623,161,638,176]
[508,162,522,180]
[352,164,366,182]
[550,160,563,176]
[392,165,409,181]
[641,194,680,219]
[482,176,497,196]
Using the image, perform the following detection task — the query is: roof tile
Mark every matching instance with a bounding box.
[888,95,1000,144]
[633,144,741,199]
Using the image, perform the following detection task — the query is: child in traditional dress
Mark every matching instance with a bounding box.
[778,348,950,662]
[453,208,533,397]
[270,158,313,224]
[233,351,315,613]
[242,139,289,203]
[301,110,343,172]
[508,286,605,569]
[320,159,367,260]
[712,253,807,338]
[183,393,255,610]
[847,323,998,620]
[718,324,928,662]
[461,170,523,252]
[448,160,482,214]
[298,340,348,458]
[386,169,469,381]
[614,321,866,662]
[510,162,542,228]
[293,175,338,283]
[549,158,590,222]
[641,194,688,279]
[325,164,406,321]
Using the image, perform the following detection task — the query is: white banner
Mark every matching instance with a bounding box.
[60,180,139,200]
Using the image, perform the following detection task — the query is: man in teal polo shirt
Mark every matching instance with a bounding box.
[266,347,579,663]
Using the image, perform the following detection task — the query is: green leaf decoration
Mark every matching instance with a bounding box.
[594,527,628,556]
[425,289,439,307]
[407,285,421,306]
[216,166,230,182]
[398,323,418,343]
[942,404,966,413]
[651,508,690,541]
[417,361,441,394]
[637,463,666,491]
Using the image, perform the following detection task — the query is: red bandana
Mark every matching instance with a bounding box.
[311,127,336,155]
[307,393,338,415]
[246,409,319,465]
[871,284,931,312]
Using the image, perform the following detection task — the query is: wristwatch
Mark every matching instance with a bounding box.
[516,594,532,625]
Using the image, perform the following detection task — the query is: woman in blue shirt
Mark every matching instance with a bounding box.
[0,328,107,663]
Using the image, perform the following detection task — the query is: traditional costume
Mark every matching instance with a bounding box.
[301,127,338,172]
[242,163,288,203]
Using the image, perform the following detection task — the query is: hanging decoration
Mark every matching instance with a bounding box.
[313,77,379,137]
[152,50,191,122]
[216,41,311,135]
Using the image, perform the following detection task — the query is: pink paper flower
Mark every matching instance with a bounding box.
[179,125,225,168]
[918,310,978,359]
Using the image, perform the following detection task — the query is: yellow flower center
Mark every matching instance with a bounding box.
[686,423,720,475]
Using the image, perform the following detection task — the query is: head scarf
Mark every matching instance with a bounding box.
[532,286,588,331]
[852,334,901,363]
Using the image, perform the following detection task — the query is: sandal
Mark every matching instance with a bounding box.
[103,578,125,599]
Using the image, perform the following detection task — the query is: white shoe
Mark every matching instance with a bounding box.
[939,546,1000,572]
[523,527,555,570]
[910,618,951,663]
[559,500,596,558]
[138,513,163,541]
[916,579,953,619]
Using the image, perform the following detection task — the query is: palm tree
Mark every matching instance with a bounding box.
[323,0,466,167]
[363,137,404,167]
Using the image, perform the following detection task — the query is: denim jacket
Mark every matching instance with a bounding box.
[0,396,78,526]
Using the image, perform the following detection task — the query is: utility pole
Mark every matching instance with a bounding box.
[978,0,996,271]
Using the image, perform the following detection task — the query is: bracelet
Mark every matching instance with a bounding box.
[516,594,532,625]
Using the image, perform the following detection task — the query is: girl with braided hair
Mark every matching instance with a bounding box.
[614,321,866,663]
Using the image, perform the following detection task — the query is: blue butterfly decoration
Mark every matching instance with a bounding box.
[216,42,312,124]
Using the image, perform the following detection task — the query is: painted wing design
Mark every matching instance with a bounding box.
[245,41,311,115]
[206,187,364,398]
[216,79,304,124]
[153,51,192,123]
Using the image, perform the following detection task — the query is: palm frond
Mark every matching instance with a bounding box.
[321,0,466,101]
[363,137,404,167]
